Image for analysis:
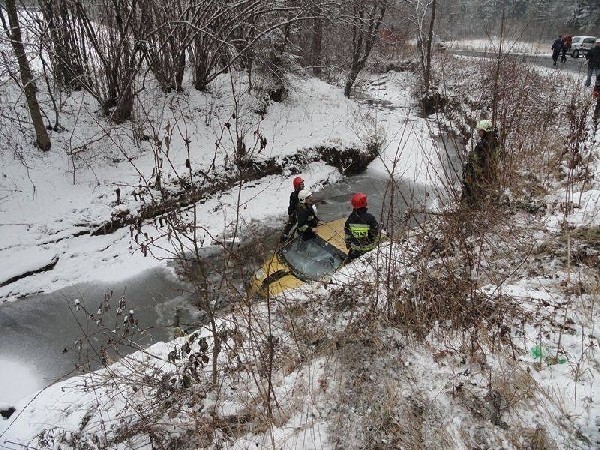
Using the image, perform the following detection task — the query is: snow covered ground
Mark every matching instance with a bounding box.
[2,35,600,448]
[0,71,437,303]
[0,62,440,411]
[449,37,554,55]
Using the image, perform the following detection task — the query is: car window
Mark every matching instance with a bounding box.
[281,236,346,281]
[573,37,582,43]
[583,38,596,44]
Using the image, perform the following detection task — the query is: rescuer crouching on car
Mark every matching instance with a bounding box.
[344,192,380,260]
[296,189,320,240]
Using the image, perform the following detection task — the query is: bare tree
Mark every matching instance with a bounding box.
[38,0,86,91]
[310,1,323,76]
[190,0,290,92]
[189,0,319,94]
[132,0,191,93]
[344,0,387,98]
[422,0,436,94]
[403,0,437,93]
[35,0,144,123]
[1,0,51,151]
[99,0,143,123]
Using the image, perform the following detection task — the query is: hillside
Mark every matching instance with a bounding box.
[1,37,600,448]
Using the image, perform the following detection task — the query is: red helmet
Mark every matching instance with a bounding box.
[351,192,367,209]
[293,176,304,189]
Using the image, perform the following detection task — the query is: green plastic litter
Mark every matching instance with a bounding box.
[531,346,567,364]
[530,345,546,359]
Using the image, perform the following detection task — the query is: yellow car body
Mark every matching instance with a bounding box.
[249,218,349,297]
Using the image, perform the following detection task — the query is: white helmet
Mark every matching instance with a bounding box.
[298,189,313,202]
[476,119,494,132]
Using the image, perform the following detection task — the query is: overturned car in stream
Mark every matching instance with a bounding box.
[249,217,387,297]
[249,218,349,297]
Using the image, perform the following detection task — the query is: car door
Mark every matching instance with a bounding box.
[583,37,597,51]
[571,37,585,57]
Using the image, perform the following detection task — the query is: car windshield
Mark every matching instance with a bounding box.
[280,236,346,281]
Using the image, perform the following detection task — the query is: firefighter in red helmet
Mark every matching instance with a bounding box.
[344,192,380,259]
[281,176,305,242]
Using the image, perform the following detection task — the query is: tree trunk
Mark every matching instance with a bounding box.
[3,0,51,151]
[423,0,436,94]
[193,37,210,91]
[111,38,136,124]
[174,51,185,93]
[344,68,360,97]
[40,0,84,91]
[111,83,134,124]
[311,2,323,77]
[343,1,386,98]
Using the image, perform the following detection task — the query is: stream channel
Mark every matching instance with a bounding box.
[0,163,448,408]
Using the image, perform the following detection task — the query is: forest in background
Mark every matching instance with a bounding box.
[2,0,598,155]
[434,0,599,40]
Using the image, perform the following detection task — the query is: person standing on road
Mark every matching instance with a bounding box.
[344,192,380,260]
[561,35,572,63]
[552,35,564,66]
[585,39,600,87]
[296,190,320,240]
[280,176,304,242]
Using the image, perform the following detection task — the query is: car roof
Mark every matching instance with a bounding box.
[572,35,598,39]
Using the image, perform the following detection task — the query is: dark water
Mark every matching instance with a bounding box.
[0,269,189,401]
[312,171,430,231]
[313,131,465,232]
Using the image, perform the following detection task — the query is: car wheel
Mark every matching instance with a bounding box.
[573,50,579,58]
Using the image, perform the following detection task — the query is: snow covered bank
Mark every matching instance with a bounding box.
[7,40,600,449]
[0,72,438,303]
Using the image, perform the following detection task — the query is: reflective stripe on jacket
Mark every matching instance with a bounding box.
[344,208,379,253]
[296,204,318,233]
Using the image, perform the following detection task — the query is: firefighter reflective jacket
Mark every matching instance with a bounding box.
[288,189,301,217]
[296,203,319,239]
[344,208,380,254]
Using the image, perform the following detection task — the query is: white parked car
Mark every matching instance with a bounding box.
[569,36,598,58]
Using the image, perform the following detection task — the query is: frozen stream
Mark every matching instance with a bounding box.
[0,166,443,409]
[0,269,186,405]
